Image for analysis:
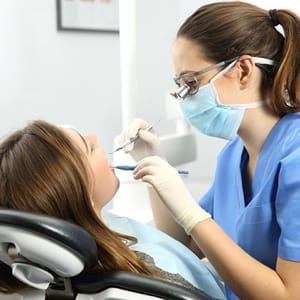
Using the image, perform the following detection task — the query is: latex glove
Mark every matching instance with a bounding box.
[117,118,160,162]
[133,156,211,234]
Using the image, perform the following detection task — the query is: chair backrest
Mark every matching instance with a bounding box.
[0,208,97,296]
[0,209,219,300]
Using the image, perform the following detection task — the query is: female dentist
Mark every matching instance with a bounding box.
[118,1,300,299]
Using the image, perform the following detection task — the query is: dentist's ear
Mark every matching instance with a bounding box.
[237,55,256,89]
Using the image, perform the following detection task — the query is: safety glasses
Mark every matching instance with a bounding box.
[170,57,237,99]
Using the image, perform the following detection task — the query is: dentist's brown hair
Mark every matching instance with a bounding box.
[177,1,300,116]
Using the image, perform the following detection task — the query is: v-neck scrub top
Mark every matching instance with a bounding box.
[200,113,300,299]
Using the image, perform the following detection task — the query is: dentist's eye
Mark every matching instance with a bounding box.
[184,78,198,95]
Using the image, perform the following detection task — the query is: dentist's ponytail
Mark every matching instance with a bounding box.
[177,1,300,117]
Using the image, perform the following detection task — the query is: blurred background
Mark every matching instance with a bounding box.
[0,0,299,222]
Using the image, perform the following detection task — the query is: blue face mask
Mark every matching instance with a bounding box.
[179,58,272,140]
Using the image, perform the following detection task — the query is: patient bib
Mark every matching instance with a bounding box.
[102,210,225,300]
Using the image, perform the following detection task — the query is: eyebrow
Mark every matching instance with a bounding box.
[178,70,196,76]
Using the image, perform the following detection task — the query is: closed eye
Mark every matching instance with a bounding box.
[90,143,97,153]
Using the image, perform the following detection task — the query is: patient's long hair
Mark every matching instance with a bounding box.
[0,120,156,293]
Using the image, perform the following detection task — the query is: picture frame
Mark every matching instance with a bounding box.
[56,0,119,33]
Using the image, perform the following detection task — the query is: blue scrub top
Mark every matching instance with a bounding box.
[103,210,226,300]
[200,113,300,299]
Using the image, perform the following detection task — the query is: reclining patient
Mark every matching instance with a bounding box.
[0,120,225,299]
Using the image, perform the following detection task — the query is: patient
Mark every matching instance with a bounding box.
[0,120,225,299]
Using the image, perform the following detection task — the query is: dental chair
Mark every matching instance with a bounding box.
[0,209,220,300]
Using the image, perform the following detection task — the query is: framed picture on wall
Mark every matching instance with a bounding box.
[56,0,119,33]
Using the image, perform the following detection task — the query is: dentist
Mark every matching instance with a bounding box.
[119,1,300,299]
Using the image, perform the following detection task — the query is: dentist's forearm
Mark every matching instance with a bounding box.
[147,185,204,258]
[191,219,293,299]
[147,185,188,242]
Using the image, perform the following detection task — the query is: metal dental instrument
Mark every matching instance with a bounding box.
[114,165,189,175]
[170,84,191,100]
[110,124,154,154]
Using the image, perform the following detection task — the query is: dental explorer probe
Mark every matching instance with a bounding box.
[110,124,154,154]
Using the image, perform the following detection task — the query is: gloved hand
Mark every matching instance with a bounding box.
[133,156,211,234]
[117,118,160,162]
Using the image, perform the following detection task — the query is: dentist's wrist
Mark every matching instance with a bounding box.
[176,200,211,234]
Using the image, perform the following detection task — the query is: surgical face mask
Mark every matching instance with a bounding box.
[178,57,274,140]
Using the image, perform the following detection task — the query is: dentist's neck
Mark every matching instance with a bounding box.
[238,104,279,159]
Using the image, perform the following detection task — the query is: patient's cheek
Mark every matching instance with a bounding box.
[93,156,118,189]
[96,159,110,177]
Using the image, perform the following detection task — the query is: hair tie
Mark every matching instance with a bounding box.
[269,9,280,26]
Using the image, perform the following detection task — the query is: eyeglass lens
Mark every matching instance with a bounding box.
[175,75,199,95]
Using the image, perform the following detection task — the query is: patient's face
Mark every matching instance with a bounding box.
[62,127,120,211]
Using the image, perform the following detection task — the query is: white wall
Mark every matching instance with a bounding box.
[0,0,225,223]
[111,0,300,222]
[117,0,226,181]
[110,0,227,222]
[0,0,227,180]
[7,0,298,222]
[0,0,221,178]
[0,0,122,156]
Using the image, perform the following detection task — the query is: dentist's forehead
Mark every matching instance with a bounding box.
[173,38,208,75]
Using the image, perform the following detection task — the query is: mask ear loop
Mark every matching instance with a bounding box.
[207,59,238,106]
[212,56,275,108]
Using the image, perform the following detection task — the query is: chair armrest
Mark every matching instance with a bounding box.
[72,271,219,300]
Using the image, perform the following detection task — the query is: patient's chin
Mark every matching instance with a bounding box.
[106,175,120,203]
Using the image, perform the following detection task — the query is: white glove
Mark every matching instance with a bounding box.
[133,156,211,234]
[117,118,160,162]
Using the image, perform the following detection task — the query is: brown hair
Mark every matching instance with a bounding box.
[177,1,300,116]
[0,120,156,293]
